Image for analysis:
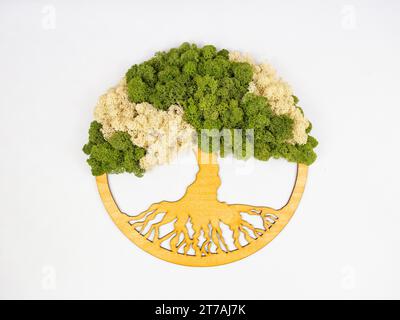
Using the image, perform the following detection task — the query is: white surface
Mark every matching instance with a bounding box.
[0,0,400,300]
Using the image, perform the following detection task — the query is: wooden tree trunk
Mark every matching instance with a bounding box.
[96,148,308,266]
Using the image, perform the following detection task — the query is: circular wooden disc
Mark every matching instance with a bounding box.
[96,164,308,267]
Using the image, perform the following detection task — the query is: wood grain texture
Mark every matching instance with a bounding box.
[96,149,308,267]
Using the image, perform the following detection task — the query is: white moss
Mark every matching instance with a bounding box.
[93,52,310,173]
[94,78,195,170]
[229,51,309,145]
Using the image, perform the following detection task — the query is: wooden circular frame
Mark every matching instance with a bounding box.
[96,162,308,267]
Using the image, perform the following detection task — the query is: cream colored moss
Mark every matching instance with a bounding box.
[94,79,195,170]
[93,53,309,172]
[229,51,309,145]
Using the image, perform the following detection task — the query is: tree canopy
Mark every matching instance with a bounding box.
[83,43,318,176]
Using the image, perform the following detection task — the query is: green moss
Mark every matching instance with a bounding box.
[126,43,251,114]
[83,121,146,176]
[84,44,317,176]
[272,135,318,165]
[124,42,317,166]
[70,42,314,174]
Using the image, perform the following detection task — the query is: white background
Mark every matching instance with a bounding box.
[1,0,399,299]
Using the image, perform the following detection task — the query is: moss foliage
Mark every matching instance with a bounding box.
[83,121,145,177]
[83,43,317,176]
[125,42,317,165]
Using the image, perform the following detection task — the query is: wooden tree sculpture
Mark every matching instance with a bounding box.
[83,43,318,266]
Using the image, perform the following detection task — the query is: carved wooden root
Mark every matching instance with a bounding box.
[96,148,308,266]
[123,201,280,255]
[115,149,304,257]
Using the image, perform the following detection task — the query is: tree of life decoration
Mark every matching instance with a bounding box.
[83,43,318,266]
